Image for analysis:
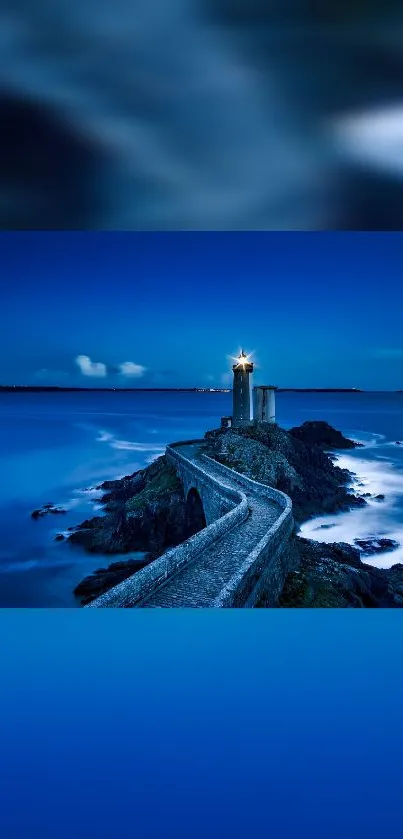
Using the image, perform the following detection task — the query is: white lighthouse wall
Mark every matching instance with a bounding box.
[267,389,276,423]
[253,387,276,423]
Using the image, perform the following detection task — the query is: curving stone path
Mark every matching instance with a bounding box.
[141,444,282,606]
[88,441,294,608]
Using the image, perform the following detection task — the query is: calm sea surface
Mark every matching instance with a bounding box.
[1,390,403,606]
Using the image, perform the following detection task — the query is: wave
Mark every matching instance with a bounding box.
[300,444,403,569]
[73,486,104,499]
[110,439,165,453]
[96,427,166,454]
[347,431,386,449]
[96,430,114,442]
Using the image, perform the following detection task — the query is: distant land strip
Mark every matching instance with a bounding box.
[0,386,386,394]
[0,386,230,393]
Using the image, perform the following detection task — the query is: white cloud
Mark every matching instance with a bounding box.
[76,355,107,377]
[119,361,146,377]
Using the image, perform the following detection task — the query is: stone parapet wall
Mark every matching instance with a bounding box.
[200,454,294,606]
[87,439,294,608]
[86,443,248,608]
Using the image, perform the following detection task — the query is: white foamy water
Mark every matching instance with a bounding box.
[96,427,165,455]
[73,486,105,500]
[300,443,403,568]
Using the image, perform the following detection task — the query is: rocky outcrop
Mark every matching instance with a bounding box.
[74,557,150,605]
[68,456,188,555]
[31,503,67,519]
[68,454,215,602]
[277,538,403,608]
[204,429,301,491]
[288,420,362,450]
[354,537,399,555]
[203,422,365,524]
[96,472,147,508]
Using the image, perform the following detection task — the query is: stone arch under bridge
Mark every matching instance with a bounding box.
[185,488,206,538]
[173,454,233,526]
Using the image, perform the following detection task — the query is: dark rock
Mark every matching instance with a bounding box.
[288,420,362,450]
[69,456,198,556]
[97,472,147,507]
[374,494,385,501]
[278,537,403,608]
[97,475,132,490]
[396,441,401,445]
[31,503,67,519]
[354,537,399,555]
[350,495,367,507]
[315,524,336,530]
[54,533,65,541]
[74,556,151,605]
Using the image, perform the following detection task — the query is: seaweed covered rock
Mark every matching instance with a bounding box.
[69,455,188,554]
[278,538,403,608]
[203,429,301,491]
[203,422,365,524]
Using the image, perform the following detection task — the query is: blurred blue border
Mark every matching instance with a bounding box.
[0,610,402,837]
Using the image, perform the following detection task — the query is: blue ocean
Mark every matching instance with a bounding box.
[1,390,403,607]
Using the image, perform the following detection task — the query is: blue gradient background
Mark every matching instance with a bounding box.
[0,611,402,837]
[2,231,403,389]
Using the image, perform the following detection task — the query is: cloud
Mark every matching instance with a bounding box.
[370,349,403,360]
[119,361,146,377]
[76,355,107,377]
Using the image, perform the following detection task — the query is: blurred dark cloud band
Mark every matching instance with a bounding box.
[1,1,403,229]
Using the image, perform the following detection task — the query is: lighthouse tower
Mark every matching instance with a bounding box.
[232,350,254,427]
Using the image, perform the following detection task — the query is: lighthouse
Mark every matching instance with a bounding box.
[232,350,254,427]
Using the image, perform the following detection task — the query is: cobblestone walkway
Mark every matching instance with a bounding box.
[138,443,282,608]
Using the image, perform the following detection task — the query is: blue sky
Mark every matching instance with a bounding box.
[0,231,402,389]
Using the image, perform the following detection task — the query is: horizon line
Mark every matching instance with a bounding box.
[1,385,402,393]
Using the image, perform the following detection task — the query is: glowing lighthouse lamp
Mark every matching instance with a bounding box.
[232,349,254,428]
